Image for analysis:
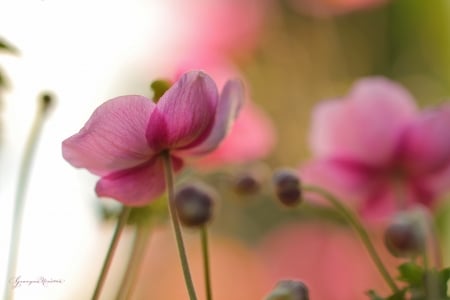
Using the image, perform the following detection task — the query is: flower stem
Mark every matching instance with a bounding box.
[201,226,213,300]
[162,151,198,300]
[3,96,51,300]
[303,185,399,293]
[115,223,151,300]
[92,205,131,300]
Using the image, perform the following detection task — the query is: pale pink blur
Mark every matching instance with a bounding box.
[287,0,389,17]
[259,222,401,300]
[134,227,271,300]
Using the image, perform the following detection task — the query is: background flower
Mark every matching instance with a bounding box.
[300,77,450,220]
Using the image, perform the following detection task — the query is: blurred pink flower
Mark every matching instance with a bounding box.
[301,77,450,220]
[62,71,243,206]
[169,0,270,58]
[259,222,400,300]
[287,0,388,17]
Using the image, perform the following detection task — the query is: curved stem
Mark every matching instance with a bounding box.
[115,224,151,300]
[162,151,198,300]
[201,226,213,300]
[303,185,399,293]
[3,98,50,300]
[92,206,131,300]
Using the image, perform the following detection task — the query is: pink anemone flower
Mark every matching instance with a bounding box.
[157,52,276,168]
[62,70,244,206]
[301,77,450,220]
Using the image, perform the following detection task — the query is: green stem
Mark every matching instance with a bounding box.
[3,98,50,300]
[92,206,131,300]
[201,226,213,300]
[303,185,399,293]
[115,223,151,300]
[162,151,198,300]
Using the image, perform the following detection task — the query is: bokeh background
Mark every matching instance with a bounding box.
[1,0,450,299]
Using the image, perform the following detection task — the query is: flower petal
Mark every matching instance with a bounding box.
[181,78,244,155]
[145,71,218,151]
[310,77,418,165]
[195,101,276,167]
[95,156,183,206]
[62,96,155,176]
[300,158,375,207]
[401,104,450,174]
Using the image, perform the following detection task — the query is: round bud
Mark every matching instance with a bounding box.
[150,79,172,102]
[273,169,302,207]
[384,212,426,258]
[174,183,217,228]
[233,172,260,196]
[264,279,309,300]
[39,91,55,114]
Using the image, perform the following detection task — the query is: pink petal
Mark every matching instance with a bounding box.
[310,77,418,166]
[196,101,276,167]
[401,104,450,174]
[181,78,244,155]
[300,158,375,207]
[62,96,155,176]
[96,156,183,206]
[145,71,218,151]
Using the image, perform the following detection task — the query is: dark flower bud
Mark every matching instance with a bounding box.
[384,211,426,258]
[39,91,55,115]
[174,182,217,228]
[273,168,302,207]
[264,279,309,300]
[233,172,261,196]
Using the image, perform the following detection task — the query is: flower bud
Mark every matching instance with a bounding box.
[264,280,309,300]
[39,91,55,115]
[272,168,302,207]
[233,172,261,196]
[384,211,426,258]
[174,182,217,228]
[150,79,171,102]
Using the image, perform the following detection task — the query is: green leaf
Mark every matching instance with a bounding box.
[366,290,385,300]
[397,262,424,287]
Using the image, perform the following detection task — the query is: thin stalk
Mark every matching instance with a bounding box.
[3,96,51,300]
[162,151,198,300]
[303,185,399,293]
[201,226,212,300]
[115,224,151,300]
[92,206,131,300]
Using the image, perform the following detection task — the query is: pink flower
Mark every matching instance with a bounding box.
[197,101,276,167]
[158,52,276,168]
[301,77,450,220]
[169,0,270,58]
[62,71,244,206]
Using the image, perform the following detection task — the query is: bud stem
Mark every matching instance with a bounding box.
[92,205,131,300]
[162,151,198,300]
[3,95,51,300]
[201,226,213,300]
[115,224,152,300]
[303,185,399,293]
